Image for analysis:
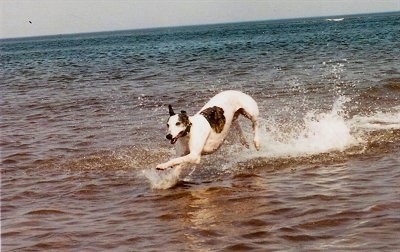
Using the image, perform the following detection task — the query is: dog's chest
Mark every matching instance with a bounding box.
[201,131,229,154]
[202,142,222,154]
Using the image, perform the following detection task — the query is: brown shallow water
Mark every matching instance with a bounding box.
[2,108,400,251]
[2,147,400,251]
[2,77,400,251]
[2,78,400,251]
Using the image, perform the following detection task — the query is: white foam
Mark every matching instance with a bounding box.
[326,18,344,22]
[253,96,357,158]
[350,109,400,131]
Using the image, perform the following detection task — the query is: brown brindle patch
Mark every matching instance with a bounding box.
[200,106,226,133]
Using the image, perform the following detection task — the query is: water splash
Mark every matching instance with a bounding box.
[256,96,357,157]
[142,166,183,189]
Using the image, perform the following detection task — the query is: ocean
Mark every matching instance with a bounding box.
[1,12,400,251]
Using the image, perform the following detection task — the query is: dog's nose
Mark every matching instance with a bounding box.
[166,134,172,140]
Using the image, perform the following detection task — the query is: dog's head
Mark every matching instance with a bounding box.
[165,105,191,144]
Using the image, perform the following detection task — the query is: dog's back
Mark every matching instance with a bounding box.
[199,90,259,119]
[195,90,260,152]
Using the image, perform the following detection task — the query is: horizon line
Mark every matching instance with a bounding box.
[1,10,398,40]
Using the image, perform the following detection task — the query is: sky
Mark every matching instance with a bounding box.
[1,0,399,38]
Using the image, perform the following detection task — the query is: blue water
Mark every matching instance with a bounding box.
[1,12,400,251]
[2,12,399,89]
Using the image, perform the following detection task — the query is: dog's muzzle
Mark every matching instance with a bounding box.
[166,132,184,144]
[166,133,179,144]
[166,134,173,142]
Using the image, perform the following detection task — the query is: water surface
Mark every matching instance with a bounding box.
[1,12,400,251]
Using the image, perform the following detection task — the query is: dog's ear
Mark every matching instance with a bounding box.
[181,110,187,114]
[168,105,175,116]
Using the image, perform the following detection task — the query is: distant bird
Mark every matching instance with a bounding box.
[29,21,32,24]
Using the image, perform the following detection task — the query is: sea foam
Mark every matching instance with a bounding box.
[255,96,357,158]
[350,108,400,131]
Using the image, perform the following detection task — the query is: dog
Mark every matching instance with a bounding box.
[156,90,260,170]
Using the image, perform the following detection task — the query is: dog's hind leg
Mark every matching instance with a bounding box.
[249,116,261,151]
[237,106,261,151]
[232,115,249,149]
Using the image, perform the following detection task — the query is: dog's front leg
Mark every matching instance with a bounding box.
[157,124,209,170]
[156,139,196,170]
[156,153,201,170]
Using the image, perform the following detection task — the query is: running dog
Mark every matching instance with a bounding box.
[156,90,260,170]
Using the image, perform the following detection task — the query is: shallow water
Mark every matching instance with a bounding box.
[1,12,400,251]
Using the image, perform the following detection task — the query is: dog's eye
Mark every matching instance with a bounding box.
[176,122,181,126]
[167,124,169,128]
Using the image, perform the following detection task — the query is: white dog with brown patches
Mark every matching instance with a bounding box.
[156,90,260,170]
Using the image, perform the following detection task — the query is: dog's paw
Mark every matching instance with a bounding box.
[156,163,170,170]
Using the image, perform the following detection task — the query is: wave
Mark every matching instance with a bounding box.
[143,96,400,189]
[326,18,344,22]
[351,108,400,131]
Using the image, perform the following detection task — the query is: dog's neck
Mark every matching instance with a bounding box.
[182,120,192,137]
